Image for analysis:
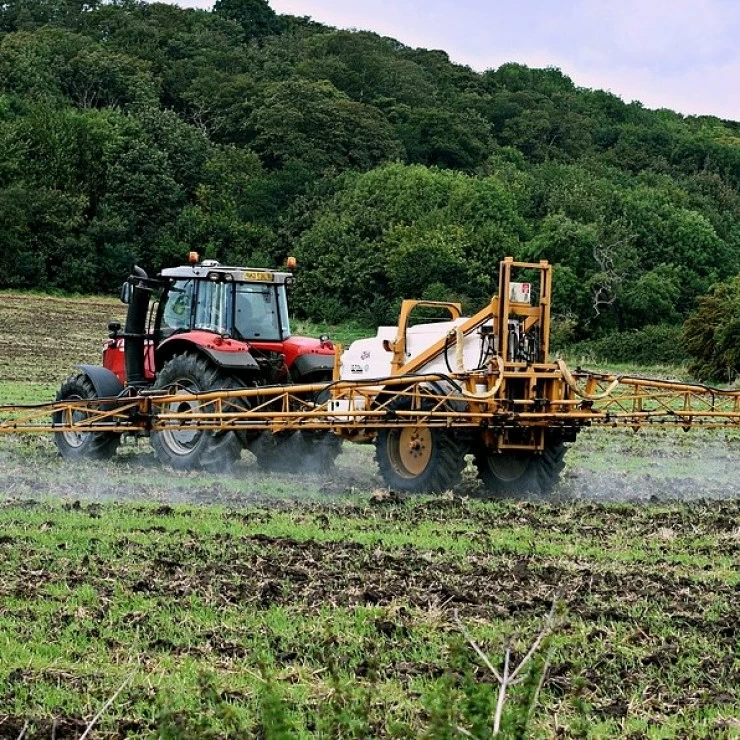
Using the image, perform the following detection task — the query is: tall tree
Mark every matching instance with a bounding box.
[250,79,404,173]
[213,0,281,41]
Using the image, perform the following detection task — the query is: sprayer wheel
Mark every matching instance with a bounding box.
[375,396,466,494]
[150,353,243,472]
[53,374,120,460]
[474,441,566,497]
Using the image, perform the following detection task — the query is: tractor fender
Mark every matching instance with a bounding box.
[155,338,260,373]
[200,347,260,372]
[75,364,125,404]
[290,353,334,382]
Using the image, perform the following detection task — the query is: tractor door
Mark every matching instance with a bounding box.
[156,279,196,343]
[233,282,290,342]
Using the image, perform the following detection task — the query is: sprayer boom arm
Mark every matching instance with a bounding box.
[2,366,739,438]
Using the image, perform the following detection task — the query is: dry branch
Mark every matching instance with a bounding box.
[455,593,562,736]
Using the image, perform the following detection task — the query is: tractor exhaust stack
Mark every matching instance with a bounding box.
[124,266,151,388]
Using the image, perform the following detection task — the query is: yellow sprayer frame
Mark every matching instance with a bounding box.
[1,259,739,441]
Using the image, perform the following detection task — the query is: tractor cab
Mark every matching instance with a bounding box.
[157,261,294,344]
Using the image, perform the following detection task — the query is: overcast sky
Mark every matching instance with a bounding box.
[155,0,740,121]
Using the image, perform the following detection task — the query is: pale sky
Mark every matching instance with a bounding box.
[151,0,740,121]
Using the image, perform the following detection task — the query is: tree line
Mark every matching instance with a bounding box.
[0,0,738,378]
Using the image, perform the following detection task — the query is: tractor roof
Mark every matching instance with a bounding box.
[161,263,294,285]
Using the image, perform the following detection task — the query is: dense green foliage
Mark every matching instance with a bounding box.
[1,0,739,357]
[683,276,740,381]
[566,324,687,367]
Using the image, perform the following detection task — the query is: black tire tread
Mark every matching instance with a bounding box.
[53,374,120,461]
[251,430,342,474]
[151,353,243,472]
[474,441,566,496]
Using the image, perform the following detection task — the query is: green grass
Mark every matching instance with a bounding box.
[0,382,57,406]
[0,464,738,737]
[291,319,376,348]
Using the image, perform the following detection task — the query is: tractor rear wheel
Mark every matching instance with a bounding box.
[474,442,566,497]
[150,353,243,472]
[375,396,466,493]
[53,374,120,461]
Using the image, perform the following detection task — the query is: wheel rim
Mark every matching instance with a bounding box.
[387,427,433,479]
[60,394,90,449]
[483,452,530,482]
[159,382,202,456]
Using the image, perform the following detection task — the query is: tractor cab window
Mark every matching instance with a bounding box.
[160,279,195,339]
[277,286,291,338]
[234,283,284,341]
[194,280,232,335]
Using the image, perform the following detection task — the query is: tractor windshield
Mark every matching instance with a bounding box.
[194,280,232,335]
[159,278,233,339]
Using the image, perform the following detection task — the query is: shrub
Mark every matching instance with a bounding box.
[563,324,687,366]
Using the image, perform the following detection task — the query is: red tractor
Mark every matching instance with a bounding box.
[54,255,340,472]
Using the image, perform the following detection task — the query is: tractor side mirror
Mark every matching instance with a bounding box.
[120,282,132,304]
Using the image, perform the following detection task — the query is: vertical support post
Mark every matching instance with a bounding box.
[498,257,513,364]
[539,260,552,363]
[332,343,343,382]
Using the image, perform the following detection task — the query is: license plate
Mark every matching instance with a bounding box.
[242,271,273,281]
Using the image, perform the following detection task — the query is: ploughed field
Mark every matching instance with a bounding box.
[0,292,738,737]
[0,293,124,406]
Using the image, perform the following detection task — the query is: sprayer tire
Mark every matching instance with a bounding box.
[474,441,566,497]
[375,396,466,493]
[251,430,342,474]
[150,353,243,472]
[53,374,120,460]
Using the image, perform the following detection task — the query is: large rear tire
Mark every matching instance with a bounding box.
[375,396,466,493]
[474,441,566,497]
[53,374,120,461]
[150,353,243,472]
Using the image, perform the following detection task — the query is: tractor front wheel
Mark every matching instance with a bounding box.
[474,442,566,497]
[53,374,120,461]
[375,397,466,493]
[150,353,243,472]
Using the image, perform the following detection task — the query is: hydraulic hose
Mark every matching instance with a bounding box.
[556,359,620,400]
[452,326,505,400]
